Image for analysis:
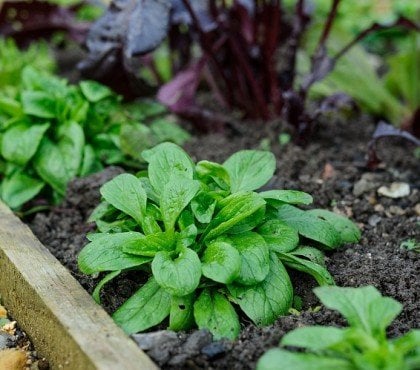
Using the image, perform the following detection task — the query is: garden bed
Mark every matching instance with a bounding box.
[0,201,157,370]
[27,114,419,369]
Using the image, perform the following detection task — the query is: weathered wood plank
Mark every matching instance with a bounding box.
[0,201,158,370]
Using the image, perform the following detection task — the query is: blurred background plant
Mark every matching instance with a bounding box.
[0,38,189,211]
[0,0,419,149]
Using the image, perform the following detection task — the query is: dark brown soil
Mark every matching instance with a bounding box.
[29,113,419,369]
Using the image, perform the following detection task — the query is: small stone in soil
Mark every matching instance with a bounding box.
[377,182,410,199]
[353,173,382,197]
[368,215,382,227]
[0,332,16,350]
[132,330,180,364]
[182,330,213,355]
[201,341,228,359]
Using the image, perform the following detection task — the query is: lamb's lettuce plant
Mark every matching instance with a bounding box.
[78,143,360,339]
[257,285,420,370]
[0,62,189,210]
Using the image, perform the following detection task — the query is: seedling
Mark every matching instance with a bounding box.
[79,143,360,339]
[257,285,420,370]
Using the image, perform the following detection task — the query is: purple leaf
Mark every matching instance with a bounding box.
[368,121,420,168]
[171,0,216,32]
[79,0,171,96]
[157,60,205,114]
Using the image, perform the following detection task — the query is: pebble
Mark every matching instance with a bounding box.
[132,330,179,350]
[132,330,180,364]
[377,182,410,198]
[0,349,27,370]
[183,330,212,355]
[368,215,382,227]
[353,173,382,196]
[201,341,227,359]
[0,332,16,350]
[414,203,420,216]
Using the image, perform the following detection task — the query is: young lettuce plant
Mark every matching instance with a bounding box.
[0,63,189,210]
[257,285,420,370]
[78,143,360,340]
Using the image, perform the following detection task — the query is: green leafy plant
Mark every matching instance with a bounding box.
[307,29,419,131]
[400,239,419,253]
[257,285,420,370]
[0,38,55,92]
[78,143,360,339]
[0,58,189,209]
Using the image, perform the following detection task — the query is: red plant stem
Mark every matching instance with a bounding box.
[232,62,254,114]
[287,0,310,90]
[203,65,228,108]
[314,0,341,56]
[261,0,283,115]
[228,36,270,119]
[181,0,234,107]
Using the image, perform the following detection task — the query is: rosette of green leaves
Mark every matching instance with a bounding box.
[257,286,420,370]
[0,66,189,209]
[79,143,360,340]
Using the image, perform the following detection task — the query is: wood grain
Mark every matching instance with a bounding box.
[0,201,158,370]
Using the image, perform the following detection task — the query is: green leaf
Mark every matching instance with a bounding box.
[259,189,313,205]
[257,219,299,253]
[152,247,201,296]
[123,231,176,256]
[21,91,56,118]
[100,174,147,225]
[177,224,197,248]
[228,253,293,326]
[201,240,241,284]
[276,204,341,249]
[393,329,420,356]
[307,209,361,244]
[96,219,137,233]
[92,270,121,304]
[57,121,85,178]
[203,192,266,242]
[281,326,346,350]
[161,177,200,230]
[169,294,195,331]
[137,177,160,204]
[80,80,113,102]
[150,118,191,145]
[33,139,71,195]
[120,123,156,162]
[257,349,353,370]
[113,278,171,334]
[290,246,326,266]
[80,144,102,176]
[142,142,194,195]
[278,252,334,286]
[194,290,240,340]
[191,191,217,224]
[0,171,45,209]
[78,232,151,274]
[196,160,230,190]
[227,204,266,234]
[314,286,402,337]
[223,150,276,192]
[228,232,270,285]
[1,122,50,166]
[0,96,22,116]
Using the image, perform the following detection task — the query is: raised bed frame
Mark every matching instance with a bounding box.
[0,201,158,370]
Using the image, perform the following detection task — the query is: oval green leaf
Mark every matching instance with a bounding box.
[152,247,201,296]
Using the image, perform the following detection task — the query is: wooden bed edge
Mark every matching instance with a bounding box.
[0,201,158,370]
